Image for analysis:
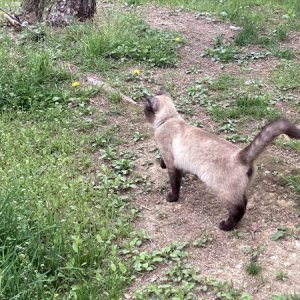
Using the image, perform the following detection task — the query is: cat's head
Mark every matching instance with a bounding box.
[144,88,179,128]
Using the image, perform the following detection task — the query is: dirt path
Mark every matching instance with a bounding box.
[95,3,300,299]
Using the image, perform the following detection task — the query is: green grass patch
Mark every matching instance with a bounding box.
[272,62,300,91]
[282,172,300,209]
[275,24,289,42]
[209,73,240,91]
[47,11,180,70]
[209,94,280,122]
[276,271,289,281]
[267,46,295,60]
[234,18,260,46]
[277,139,300,153]
[0,107,141,299]
[272,295,300,300]
[246,261,262,276]
[142,0,300,46]
[0,37,98,111]
[203,34,239,62]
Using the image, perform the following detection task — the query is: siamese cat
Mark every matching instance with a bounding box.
[144,88,300,231]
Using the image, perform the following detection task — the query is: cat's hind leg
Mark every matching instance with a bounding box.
[166,168,183,202]
[219,195,248,231]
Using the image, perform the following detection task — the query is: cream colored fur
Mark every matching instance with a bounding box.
[151,93,254,208]
[145,90,300,230]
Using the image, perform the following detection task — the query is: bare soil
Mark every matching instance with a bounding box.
[94,3,300,299]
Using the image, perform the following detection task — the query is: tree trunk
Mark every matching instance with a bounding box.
[21,0,96,25]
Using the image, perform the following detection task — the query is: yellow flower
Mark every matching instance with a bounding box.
[72,81,80,87]
[175,36,181,43]
[133,69,141,75]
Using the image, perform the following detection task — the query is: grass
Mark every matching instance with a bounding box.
[45,11,180,71]
[267,46,295,60]
[0,109,138,298]
[131,0,300,63]
[272,62,300,90]
[209,73,240,91]
[280,140,300,152]
[1,0,300,298]
[0,40,70,110]
[0,13,141,297]
[246,261,262,276]
[209,93,280,122]
[276,271,289,281]
[272,295,300,300]
[282,173,300,208]
[144,0,300,45]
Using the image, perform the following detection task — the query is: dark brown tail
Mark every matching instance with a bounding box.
[239,118,300,165]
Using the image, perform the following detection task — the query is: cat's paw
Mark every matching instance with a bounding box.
[167,192,179,202]
[160,158,167,169]
[219,220,234,231]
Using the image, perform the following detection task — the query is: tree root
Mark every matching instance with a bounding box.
[86,76,138,106]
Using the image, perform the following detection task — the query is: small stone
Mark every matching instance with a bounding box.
[295,240,300,249]
[174,204,182,210]
[230,25,240,31]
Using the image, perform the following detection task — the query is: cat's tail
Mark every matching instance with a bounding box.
[239,118,300,165]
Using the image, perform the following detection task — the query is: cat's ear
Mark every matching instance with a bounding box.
[158,87,168,95]
[145,95,158,111]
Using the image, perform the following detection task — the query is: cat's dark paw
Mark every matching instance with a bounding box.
[160,158,167,169]
[167,192,179,202]
[219,220,234,231]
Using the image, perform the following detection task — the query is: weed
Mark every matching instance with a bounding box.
[123,0,143,5]
[244,245,265,260]
[226,134,252,144]
[134,131,146,142]
[136,260,252,299]
[0,108,137,299]
[129,84,151,101]
[235,18,259,46]
[275,25,289,42]
[191,120,204,128]
[282,173,300,208]
[218,119,238,134]
[0,45,73,110]
[246,261,262,276]
[192,231,214,248]
[131,243,188,272]
[276,271,289,281]
[186,80,209,99]
[272,295,300,300]
[186,65,202,75]
[271,225,300,240]
[229,229,246,239]
[157,212,168,220]
[279,140,300,153]
[272,62,300,90]
[108,91,122,104]
[210,73,237,91]
[149,0,300,48]
[203,35,238,62]
[268,47,295,60]
[210,94,280,122]
[79,12,179,68]
[271,226,290,240]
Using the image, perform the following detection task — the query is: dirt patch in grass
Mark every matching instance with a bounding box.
[91,3,300,299]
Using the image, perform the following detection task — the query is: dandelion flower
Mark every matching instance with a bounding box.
[72,81,80,87]
[175,36,181,43]
[133,69,141,75]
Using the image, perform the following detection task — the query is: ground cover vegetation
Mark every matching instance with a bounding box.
[0,0,299,298]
